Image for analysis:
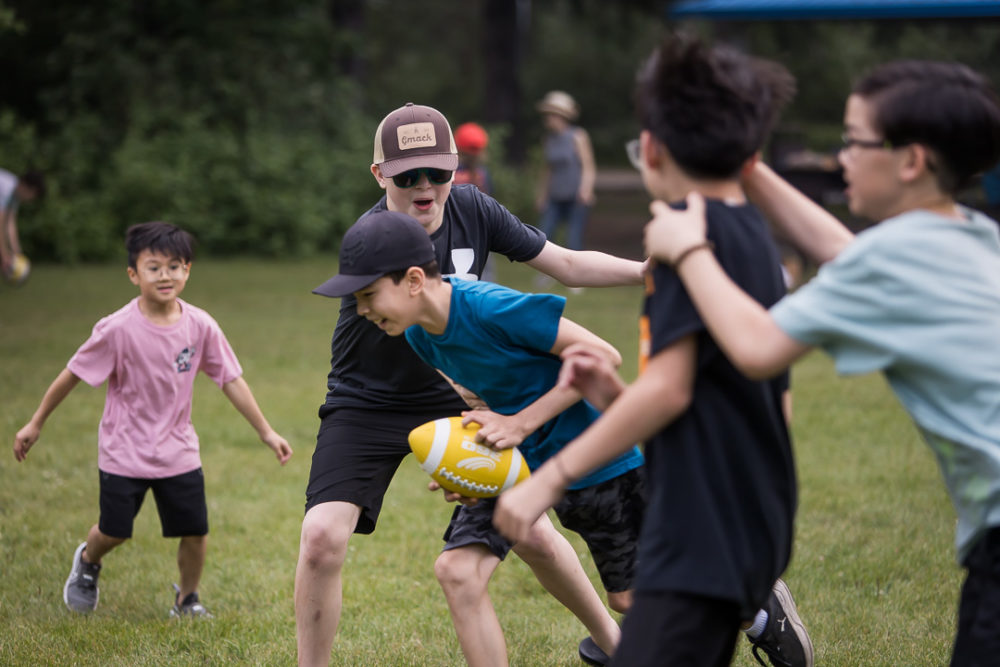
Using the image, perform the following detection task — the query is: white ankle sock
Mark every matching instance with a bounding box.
[745,609,768,638]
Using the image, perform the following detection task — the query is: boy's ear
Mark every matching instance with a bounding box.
[640,130,662,169]
[406,266,426,294]
[127,266,140,286]
[899,143,935,185]
[371,164,388,190]
[739,152,761,179]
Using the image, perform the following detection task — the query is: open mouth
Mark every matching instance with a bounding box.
[413,198,434,211]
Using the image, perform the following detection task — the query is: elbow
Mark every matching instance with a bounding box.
[736,360,777,381]
[722,330,789,381]
[652,378,693,416]
[730,350,786,381]
[665,389,693,417]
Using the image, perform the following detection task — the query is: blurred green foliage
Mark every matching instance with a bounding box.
[2,1,999,261]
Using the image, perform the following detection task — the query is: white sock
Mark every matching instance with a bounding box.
[745,609,768,638]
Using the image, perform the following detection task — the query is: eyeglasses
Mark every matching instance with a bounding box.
[391,167,453,188]
[840,133,893,151]
[625,139,642,170]
[138,262,188,279]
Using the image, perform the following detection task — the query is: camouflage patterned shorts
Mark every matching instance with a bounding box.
[555,466,647,593]
[442,466,646,593]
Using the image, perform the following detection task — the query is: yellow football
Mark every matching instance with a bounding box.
[4,253,30,286]
[408,416,530,498]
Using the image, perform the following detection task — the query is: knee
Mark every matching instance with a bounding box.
[434,549,488,598]
[511,526,560,565]
[299,515,350,573]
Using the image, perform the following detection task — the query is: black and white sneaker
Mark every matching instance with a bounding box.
[748,579,814,667]
[170,583,213,618]
[578,636,610,666]
[63,542,101,613]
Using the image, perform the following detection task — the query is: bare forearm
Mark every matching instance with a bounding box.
[675,251,807,378]
[29,369,80,428]
[551,371,681,483]
[517,385,582,436]
[745,162,853,264]
[222,377,273,438]
[561,251,643,286]
[527,243,644,287]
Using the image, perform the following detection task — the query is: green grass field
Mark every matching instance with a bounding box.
[1,257,961,665]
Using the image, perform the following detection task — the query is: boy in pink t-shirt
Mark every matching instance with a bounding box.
[13,221,293,616]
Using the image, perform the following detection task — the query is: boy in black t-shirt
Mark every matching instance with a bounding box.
[295,102,646,667]
[494,35,812,667]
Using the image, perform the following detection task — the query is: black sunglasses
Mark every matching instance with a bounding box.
[391,167,453,188]
[840,133,893,151]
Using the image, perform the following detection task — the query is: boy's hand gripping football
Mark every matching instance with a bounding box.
[460,409,528,450]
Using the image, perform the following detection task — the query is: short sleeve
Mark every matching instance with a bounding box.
[67,317,118,387]
[477,289,565,353]
[469,188,546,262]
[645,262,703,357]
[771,239,900,375]
[196,316,243,387]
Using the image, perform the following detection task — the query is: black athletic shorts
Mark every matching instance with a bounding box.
[952,525,1000,666]
[98,468,208,539]
[304,405,462,534]
[442,467,646,592]
[611,589,741,667]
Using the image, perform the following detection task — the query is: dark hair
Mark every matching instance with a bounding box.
[125,221,195,268]
[635,33,795,179]
[384,260,441,284]
[20,171,46,198]
[852,60,1000,194]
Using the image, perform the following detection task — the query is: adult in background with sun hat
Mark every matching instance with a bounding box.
[535,91,596,256]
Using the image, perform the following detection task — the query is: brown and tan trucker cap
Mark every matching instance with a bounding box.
[372,103,459,177]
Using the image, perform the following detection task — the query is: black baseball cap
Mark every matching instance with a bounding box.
[313,211,436,298]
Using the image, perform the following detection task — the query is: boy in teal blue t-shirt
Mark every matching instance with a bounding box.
[315,209,642,665]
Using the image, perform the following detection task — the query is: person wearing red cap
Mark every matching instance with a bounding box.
[454,122,493,195]
[453,122,499,281]
[294,102,646,667]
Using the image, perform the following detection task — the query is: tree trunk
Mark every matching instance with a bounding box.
[482,0,526,163]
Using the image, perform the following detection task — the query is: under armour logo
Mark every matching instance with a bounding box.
[340,234,367,266]
[445,248,478,281]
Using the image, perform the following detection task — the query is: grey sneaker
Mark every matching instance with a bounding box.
[170,583,213,618]
[63,542,101,613]
[578,636,610,666]
[748,579,814,667]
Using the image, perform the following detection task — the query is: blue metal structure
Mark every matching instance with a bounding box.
[669,0,1000,20]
